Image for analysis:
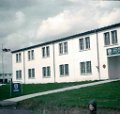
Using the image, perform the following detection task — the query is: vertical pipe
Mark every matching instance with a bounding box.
[23,51,26,84]
[53,43,56,83]
[96,31,101,80]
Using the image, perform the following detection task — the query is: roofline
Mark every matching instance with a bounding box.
[12,22,120,53]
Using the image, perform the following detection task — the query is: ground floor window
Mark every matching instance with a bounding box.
[16,70,22,79]
[28,68,35,78]
[80,61,92,75]
[59,64,69,76]
[42,66,51,77]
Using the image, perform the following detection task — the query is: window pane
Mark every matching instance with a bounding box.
[28,69,31,78]
[85,37,90,49]
[42,47,45,57]
[104,32,110,45]
[31,50,34,60]
[79,38,84,50]
[32,69,35,77]
[19,53,21,62]
[65,64,69,75]
[80,62,85,74]
[42,67,46,77]
[59,43,63,54]
[64,42,68,53]
[47,66,50,76]
[28,51,30,60]
[46,46,50,57]
[111,30,117,44]
[60,65,64,75]
[86,61,92,73]
[16,54,18,62]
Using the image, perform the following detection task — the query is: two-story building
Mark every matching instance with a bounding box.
[12,23,120,84]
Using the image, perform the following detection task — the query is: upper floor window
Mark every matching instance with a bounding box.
[104,32,110,45]
[16,53,22,63]
[42,66,51,77]
[59,64,69,76]
[80,61,92,75]
[111,30,118,44]
[59,42,68,55]
[42,46,50,58]
[79,37,90,51]
[28,50,34,61]
[28,68,35,78]
[104,30,118,46]
[16,70,22,79]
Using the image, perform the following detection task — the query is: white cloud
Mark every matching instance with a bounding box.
[97,8,120,26]
[36,1,120,42]
[15,11,26,26]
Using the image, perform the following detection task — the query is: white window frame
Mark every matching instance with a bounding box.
[79,37,90,51]
[80,61,92,75]
[59,42,68,55]
[59,64,69,76]
[42,46,50,58]
[16,70,22,79]
[28,50,34,61]
[16,53,22,63]
[28,68,35,78]
[104,30,118,46]
[42,66,51,77]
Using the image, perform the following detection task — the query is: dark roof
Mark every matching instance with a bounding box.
[12,22,120,53]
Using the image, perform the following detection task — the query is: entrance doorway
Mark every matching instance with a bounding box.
[108,56,120,79]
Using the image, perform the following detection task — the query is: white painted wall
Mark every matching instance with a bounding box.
[12,26,120,84]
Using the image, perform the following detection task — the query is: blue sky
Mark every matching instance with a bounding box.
[0,0,120,73]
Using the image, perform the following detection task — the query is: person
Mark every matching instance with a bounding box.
[87,100,97,114]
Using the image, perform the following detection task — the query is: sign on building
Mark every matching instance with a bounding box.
[107,46,120,56]
[11,83,21,93]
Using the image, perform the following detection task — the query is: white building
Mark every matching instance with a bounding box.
[12,23,120,84]
[0,73,12,83]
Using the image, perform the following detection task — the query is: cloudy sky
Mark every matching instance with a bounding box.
[0,0,120,73]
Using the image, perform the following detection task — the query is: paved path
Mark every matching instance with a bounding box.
[3,79,120,103]
[0,109,38,114]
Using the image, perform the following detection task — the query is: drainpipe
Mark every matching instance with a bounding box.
[96,31,101,80]
[52,43,56,83]
[23,51,26,83]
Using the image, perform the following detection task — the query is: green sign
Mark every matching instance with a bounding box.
[107,47,120,56]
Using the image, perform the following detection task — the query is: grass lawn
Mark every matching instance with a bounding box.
[0,80,98,100]
[18,80,120,110]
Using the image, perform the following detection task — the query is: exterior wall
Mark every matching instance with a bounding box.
[12,52,24,83]
[98,27,120,80]
[12,24,120,84]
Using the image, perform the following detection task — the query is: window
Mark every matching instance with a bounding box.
[79,38,84,50]
[104,32,110,45]
[111,30,117,44]
[85,37,90,49]
[42,46,50,58]
[104,30,118,46]
[79,37,90,51]
[28,68,35,78]
[16,53,21,63]
[59,64,69,76]
[16,70,22,79]
[59,42,68,55]
[28,50,34,61]
[80,61,92,75]
[42,66,51,77]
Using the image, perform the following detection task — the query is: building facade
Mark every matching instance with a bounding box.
[0,73,12,83]
[12,23,120,84]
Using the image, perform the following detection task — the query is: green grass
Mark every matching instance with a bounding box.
[0,80,97,100]
[18,80,120,110]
